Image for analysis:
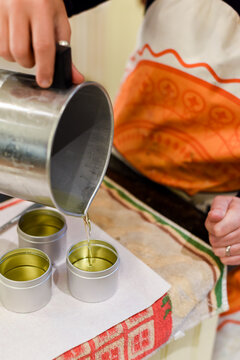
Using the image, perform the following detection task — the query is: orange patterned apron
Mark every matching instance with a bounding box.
[114,0,240,195]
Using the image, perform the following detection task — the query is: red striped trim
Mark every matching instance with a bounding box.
[137,45,240,84]
[0,198,23,210]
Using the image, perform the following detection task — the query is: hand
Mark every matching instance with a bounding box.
[0,0,84,88]
[205,196,240,265]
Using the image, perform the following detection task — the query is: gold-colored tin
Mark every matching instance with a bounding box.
[0,248,50,281]
[18,209,65,237]
[18,207,67,264]
[68,240,118,272]
[0,248,52,313]
[66,240,119,303]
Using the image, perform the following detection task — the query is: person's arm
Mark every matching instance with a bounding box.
[205,196,240,265]
[63,0,109,17]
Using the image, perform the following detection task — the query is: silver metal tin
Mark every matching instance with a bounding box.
[0,248,52,313]
[17,207,67,265]
[0,71,113,216]
[66,240,119,303]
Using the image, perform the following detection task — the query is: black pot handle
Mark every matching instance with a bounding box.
[51,41,72,89]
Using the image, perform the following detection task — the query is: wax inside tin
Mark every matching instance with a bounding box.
[73,257,114,272]
[69,241,118,272]
[0,249,50,281]
[18,209,64,237]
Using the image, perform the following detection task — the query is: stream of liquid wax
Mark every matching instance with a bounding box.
[82,213,93,266]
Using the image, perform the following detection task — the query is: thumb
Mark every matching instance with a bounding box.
[208,196,233,222]
[72,63,84,84]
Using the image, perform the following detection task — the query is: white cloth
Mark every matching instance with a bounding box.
[125,0,240,97]
[0,200,170,360]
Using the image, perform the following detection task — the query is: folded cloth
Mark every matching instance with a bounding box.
[57,176,228,359]
[89,177,228,337]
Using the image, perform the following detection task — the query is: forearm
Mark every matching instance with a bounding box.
[63,0,109,17]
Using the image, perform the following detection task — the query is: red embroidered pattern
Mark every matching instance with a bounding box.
[55,294,172,360]
[114,55,240,194]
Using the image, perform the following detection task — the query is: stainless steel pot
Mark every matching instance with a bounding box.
[0,44,113,216]
[17,207,67,265]
[0,248,52,313]
[67,240,119,303]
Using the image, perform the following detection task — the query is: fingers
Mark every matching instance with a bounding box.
[206,195,232,224]
[9,8,34,68]
[213,241,240,265]
[31,9,56,88]
[205,196,240,266]
[218,255,240,266]
[32,1,75,88]
[0,0,74,88]
[209,226,240,248]
[72,63,84,84]
[205,196,240,237]
[0,1,34,66]
[212,198,240,237]
[0,15,15,62]
[212,240,240,265]
[54,2,71,43]
[214,242,240,257]
[210,228,240,266]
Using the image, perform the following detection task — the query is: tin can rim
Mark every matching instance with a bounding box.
[66,240,120,278]
[17,207,67,242]
[0,247,52,287]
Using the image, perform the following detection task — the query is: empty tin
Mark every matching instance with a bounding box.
[67,240,119,302]
[0,248,52,313]
[17,207,67,265]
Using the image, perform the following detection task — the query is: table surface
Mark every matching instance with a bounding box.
[0,154,224,360]
[106,154,210,244]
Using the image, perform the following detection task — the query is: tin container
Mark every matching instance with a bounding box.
[0,44,113,217]
[0,248,52,313]
[17,207,67,265]
[67,240,119,302]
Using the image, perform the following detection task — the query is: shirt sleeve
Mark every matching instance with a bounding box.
[145,0,240,14]
[224,0,240,14]
[63,0,109,17]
